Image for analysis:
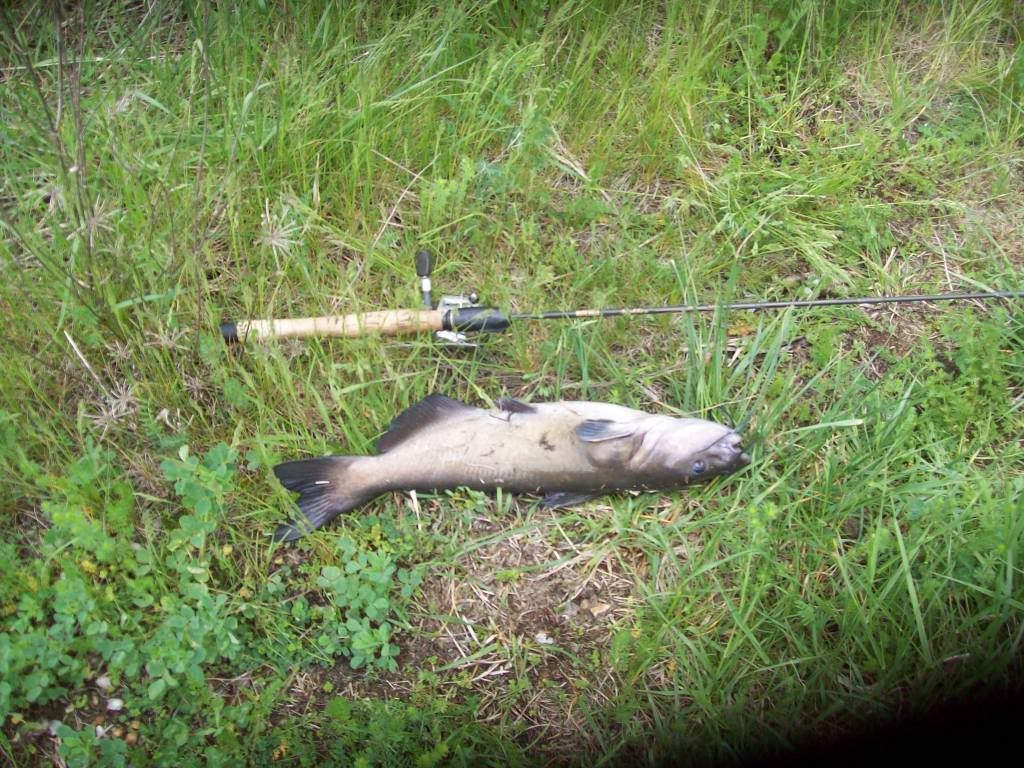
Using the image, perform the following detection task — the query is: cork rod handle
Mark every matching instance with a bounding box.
[221,309,447,342]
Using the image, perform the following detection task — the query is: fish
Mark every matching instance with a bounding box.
[271,393,751,541]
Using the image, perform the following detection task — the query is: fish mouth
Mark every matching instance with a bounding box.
[707,430,751,469]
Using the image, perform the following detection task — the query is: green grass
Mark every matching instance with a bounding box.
[1,0,1023,765]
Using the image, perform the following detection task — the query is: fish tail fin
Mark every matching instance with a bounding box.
[272,456,369,542]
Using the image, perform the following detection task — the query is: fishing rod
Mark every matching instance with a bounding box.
[220,250,1024,346]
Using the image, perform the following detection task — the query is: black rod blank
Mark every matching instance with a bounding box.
[508,290,1024,322]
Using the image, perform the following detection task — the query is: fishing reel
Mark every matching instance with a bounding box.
[415,250,507,347]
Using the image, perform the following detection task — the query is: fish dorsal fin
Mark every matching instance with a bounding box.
[376,394,475,453]
[575,419,636,442]
[497,396,536,415]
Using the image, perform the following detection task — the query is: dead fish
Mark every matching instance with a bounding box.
[272,394,751,541]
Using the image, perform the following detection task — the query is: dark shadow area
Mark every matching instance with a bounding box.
[634,681,1024,768]
[751,685,1024,767]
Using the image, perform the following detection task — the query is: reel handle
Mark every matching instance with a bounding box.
[415,250,435,308]
[415,249,435,277]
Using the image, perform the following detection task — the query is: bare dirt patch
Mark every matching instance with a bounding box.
[408,507,639,757]
[265,504,651,762]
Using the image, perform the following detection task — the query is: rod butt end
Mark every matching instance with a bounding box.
[220,321,239,344]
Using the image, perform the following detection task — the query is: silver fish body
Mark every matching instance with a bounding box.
[273,394,750,541]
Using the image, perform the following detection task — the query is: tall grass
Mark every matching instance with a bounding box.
[1,1,1022,765]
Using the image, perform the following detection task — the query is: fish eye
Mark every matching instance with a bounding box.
[691,460,706,475]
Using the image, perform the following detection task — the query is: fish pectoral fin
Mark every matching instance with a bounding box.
[539,491,594,509]
[575,419,642,467]
[575,419,636,442]
[496,396,537,415]
[376,393,476,453]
